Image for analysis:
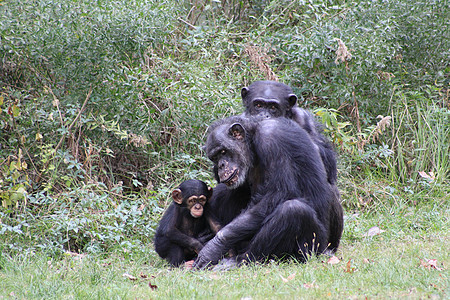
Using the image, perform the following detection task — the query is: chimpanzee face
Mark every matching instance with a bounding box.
[241,80,298,119]
[172,179,212,218]
[248,98,283,118]
[206,122,252,189]
[185,195,207,218]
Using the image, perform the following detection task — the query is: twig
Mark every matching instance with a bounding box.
[53,87,92,153]
[297,8,350,36]
[266,0,297,28]
[36,87,93,182]
[178,17,197,30]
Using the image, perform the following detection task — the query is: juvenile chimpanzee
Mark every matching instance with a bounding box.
[241,80,337,185]
[193,116,344,269]
[154,179,221,267]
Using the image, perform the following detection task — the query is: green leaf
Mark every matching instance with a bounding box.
[12,104,20,117]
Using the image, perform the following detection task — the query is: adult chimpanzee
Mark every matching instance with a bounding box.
[193,116,343,269]
[241,80,337,185]
[154,179,221,267]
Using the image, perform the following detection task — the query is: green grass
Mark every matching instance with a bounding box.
[1,202,448,299]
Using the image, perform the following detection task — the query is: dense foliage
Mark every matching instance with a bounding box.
[0,0,448,256]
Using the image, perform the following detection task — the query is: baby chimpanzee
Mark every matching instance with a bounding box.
[154,179,221,267]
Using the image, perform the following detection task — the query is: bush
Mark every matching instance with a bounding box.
[1,186,161,256]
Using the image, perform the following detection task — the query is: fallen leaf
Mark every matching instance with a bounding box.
[303,281,318,289]
[123,273,137,281]
[419,259,443,271]
[344,259,356,273]
[418,171,435,181]
[364,226,385,237]
[280,273,296,282]
[149,282,158,290]
[327,256,340,265]
[139,273,148,279]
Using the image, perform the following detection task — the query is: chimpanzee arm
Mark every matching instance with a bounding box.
[164,208,203,252]
[167,228,204,253]
[196,210,223,244]
[193,205,265,268]
[205,210,222,234]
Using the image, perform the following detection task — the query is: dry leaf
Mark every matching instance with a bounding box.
[334,38,352,64]
[344,259,356,273]
[419,259,443,271]
[123,273,137,281]
[327,256,340,265]
[149,282,158,290]
[364,226,385,237]
[280,273,296,282]
[418,171,435,181]
[303,281,318,289]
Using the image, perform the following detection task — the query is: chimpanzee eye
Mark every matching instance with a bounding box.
[254,101,263,109]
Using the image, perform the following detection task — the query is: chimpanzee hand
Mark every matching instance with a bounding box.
[193,235,227,269]
[192,239,205,254]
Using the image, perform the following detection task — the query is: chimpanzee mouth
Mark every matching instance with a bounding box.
[221,169,239,186]
[190,210,203,218]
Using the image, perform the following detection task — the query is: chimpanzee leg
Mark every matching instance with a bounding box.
[243,200,327,261]
[166,245,185,267]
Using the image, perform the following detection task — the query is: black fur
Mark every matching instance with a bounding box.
[194,116,343,268]
[154,179,220,267]
[241,80,337,185]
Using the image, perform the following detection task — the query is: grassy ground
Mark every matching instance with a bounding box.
[1,202,447,299]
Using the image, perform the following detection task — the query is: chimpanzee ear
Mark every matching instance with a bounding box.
[172,189,183,204]
[288,94,298,107]
[241,87,249,100]
[229,123,245,140]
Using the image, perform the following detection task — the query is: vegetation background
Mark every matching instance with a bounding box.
[0,0,448,298]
